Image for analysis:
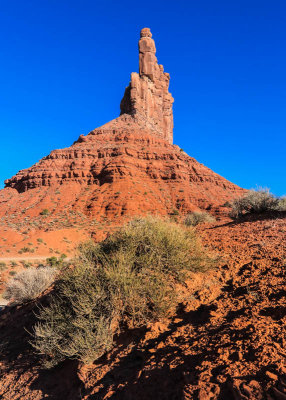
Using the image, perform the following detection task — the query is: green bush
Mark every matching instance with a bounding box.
[230,189,280,218]
[19,247,32,253]
[171,209,179,215]
[10,261,18,268]
[46,255,68,268]
[184,211,215,226]
[32,217,210,367]
[40,209,50,216]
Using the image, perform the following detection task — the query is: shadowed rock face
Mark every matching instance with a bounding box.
[120,27,174,144]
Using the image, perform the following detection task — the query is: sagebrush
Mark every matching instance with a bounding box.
[4,267,56,304]
[277,196,286,211]
[184,211,215,226]
[32,216,211,366]
[230,189,282,218]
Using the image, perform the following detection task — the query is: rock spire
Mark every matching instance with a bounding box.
[120,28,174,144]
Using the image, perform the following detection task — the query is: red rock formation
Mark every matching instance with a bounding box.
[2,114,243,216]
[120,28,174,144]
[0,27,244,253]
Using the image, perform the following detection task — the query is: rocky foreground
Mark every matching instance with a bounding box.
[0,212,285,400]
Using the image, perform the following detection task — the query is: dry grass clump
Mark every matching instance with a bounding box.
[184,211,215,226]
[230,189,280,218]
[32,216,211,367]
[4,267,57,305]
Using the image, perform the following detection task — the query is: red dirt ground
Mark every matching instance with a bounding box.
[0,212,285,400]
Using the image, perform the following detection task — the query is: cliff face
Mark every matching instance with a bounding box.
[1,28,243,235]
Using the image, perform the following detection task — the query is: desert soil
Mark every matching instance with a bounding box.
[0,212,285,400]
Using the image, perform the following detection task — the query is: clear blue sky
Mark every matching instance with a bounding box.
[0,0,285,195]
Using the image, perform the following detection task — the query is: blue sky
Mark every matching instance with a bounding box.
[0,0,285,195]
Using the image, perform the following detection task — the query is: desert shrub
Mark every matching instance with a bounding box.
[32,217,210,367]
[4,267,57,305]
[40,209,50,216]
[20,247,32,253]
[46,256,59,266]
[230,189,279,218]
[10,261,18,268]
[46,255,68,268]
[0,262,7,271]
[22,261,32,269]
[184,211,215,226]
[171,209,179,215]
[277,196,286,211]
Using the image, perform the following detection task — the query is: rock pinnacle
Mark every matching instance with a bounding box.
[120,28,174,144]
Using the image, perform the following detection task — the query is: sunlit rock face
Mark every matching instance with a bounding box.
[3,28,243,223]
[120,28,174,144]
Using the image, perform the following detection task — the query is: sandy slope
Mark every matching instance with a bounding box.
[0,212,285,400]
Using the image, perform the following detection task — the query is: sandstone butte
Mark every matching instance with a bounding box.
[0,27,245,257]
[0,28,285,400]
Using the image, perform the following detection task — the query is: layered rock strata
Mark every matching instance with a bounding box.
[2,28,244,222]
